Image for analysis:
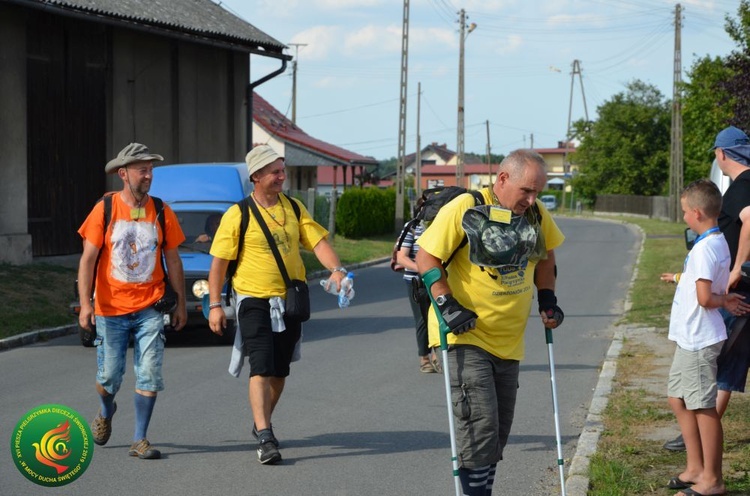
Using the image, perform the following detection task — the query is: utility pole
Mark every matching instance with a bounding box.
[288,43,307,124]
[416,82,422,197]
[485,120,492,186]
[669,4,684,223]
[456,9,476,188]
[395,0,410,230]
[530,133,534,150]
[564,59,589,172]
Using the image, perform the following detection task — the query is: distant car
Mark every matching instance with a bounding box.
[72,163,251,347]
[540,194,558,211]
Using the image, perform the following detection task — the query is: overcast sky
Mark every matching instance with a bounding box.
[216,0,739,160]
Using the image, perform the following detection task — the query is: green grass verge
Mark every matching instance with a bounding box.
[587,214,750,495]
[0,233,394,340]
[0,263,78,339]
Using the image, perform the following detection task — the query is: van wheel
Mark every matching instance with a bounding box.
[79,325,96,347]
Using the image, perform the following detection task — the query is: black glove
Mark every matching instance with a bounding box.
[438,295,478,335]
[538,289,564,326]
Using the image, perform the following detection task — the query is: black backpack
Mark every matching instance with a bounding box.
[224,193,301,305]
[395,186,485,270]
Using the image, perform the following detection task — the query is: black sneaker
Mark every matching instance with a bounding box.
[663,434,685,452]
[252,424,279,448]
[257,440,282,464]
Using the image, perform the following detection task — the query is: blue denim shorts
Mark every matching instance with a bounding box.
[448,345,520,469]
[95,306,166,394]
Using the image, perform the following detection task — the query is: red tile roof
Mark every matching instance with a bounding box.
[420,164,496,175]
[253,93,378,166]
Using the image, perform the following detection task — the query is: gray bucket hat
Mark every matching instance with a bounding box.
[105,143,164,174]
[461,205,542,269]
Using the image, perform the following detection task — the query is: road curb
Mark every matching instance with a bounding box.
[0,324,77,352]
[564,222,645,494]
[565,327,625,495]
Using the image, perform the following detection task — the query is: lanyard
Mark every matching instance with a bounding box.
[692,226,720,245]
[683,226,721,270]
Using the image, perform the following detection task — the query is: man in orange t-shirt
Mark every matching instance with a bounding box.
[77,143,186,460]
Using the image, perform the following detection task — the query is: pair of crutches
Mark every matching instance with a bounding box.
[422,267,566,496]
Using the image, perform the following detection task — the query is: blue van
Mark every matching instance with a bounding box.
[150,163,250,342]
[74,162,250,346]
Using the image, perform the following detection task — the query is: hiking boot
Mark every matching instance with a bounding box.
[129,438,161,459]
[91,402,117,446]
[663,434,685,452]
[257,440,282,465]
[252,424,279,448]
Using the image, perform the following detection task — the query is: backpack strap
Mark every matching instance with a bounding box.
[150,196,171,290]
[224,196,250,305]
[282,193,302,221]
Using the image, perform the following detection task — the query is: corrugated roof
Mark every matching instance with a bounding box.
[16,0,286,54]
[253,92,379,167]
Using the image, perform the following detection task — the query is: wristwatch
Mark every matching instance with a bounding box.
[332,267,347,275]
[435,294,450,307]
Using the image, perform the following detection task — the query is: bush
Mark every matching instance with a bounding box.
[290,190,330,226]
[336,188,396,238]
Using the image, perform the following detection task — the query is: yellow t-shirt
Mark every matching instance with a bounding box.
[418,189,565,360]
[210,195,328,298]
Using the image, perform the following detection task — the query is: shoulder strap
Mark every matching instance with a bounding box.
[151,196,170,286]
[443,191,486,269]
[281,193,302,221]
[247,196,293,288]
[224,197,250,305]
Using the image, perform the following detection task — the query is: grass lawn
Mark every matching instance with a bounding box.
[586,214,750,495]
[0,233,394,339]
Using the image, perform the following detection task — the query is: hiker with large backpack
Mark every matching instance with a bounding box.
[415,149,565,495]
[206,144,346,466]
[395,218,441,373]
[77,143,187,461]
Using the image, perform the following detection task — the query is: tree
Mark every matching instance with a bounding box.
[570,80,671,201]
[681,56,734,184]
[723,0,750,130]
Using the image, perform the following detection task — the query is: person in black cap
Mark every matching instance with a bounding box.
[77,142,187,460]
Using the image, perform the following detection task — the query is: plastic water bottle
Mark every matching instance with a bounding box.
[320,272,355,308]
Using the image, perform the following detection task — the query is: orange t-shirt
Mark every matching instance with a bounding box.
[78,194,185,316]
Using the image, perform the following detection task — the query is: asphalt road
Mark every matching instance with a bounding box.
[0,216,641,496]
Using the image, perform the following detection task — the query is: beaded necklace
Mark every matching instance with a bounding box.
[253,193,289,244]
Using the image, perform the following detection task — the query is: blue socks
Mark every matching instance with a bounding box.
[133,393,157,441]
[99,393,116,418]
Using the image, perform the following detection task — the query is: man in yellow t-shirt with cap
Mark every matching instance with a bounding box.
[416,149,565,495]
[207,144,347,465]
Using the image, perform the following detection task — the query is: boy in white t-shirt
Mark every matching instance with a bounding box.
[660,179,747,496]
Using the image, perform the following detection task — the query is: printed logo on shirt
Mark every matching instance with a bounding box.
[110,220,158,282]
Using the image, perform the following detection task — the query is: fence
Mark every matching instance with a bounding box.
[594,194,670,220]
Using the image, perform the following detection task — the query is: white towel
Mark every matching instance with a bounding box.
[228,292,302,378]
